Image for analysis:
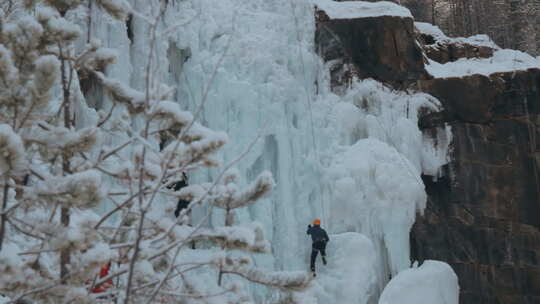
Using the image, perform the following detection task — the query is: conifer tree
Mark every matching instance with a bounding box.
[0,1,311,303]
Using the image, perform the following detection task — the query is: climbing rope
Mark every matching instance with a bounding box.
[288,0,327,225]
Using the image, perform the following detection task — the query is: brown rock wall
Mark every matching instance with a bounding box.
[315,8,427,90]
[314,3,540,302]
[414,70,540,303]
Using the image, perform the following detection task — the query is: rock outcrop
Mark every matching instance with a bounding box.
[418,69,540,124]
[415,22,498,64]
[315,2,427,91]
[413,68,540,304]
[420,38,495,64]
[314,2,540,303]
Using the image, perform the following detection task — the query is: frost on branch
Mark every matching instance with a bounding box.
[230,171,274,208]
[0,124,26,176]
[79,242,115,268]
[3,16,43,71]
[0,45,17,88]
[49,225,99,254]
[219,256,312,290]
[27,170,104,208]
[0,243,39,293]
[95,0,131,21]
[212,171,274,210]
[27,124,99,155]
[172,224,270,253]
[62,288,93,304]
[76,43,117,76]
[31,55,61,108]
[161,127,228,169]
[42,0,83,15]
[149,100,193,132]
[37,8,81,43]
[132,144,162,181]
[95,71,145,113]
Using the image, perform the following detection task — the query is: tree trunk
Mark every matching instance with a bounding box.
[59,43,72,282]
[0,183,9,251]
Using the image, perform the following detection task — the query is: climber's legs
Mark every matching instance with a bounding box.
[320,247,327,265]
[310,248,319,271]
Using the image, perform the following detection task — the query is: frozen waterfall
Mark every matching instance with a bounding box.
[82,0,454,302]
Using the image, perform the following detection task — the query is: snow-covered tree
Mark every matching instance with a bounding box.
[403,0,540,55]
[0,1,311,303]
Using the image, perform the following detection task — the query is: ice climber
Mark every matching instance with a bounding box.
[307,218,329,275]
[167,172,191,218]
[168,172,196,249]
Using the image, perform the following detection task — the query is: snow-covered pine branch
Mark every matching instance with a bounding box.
[160,128,228,169]
[25,170,104,208]
[36,7,81,44]
[0,1,310,303]
[26,123,99,155]
[95,0,131,21]
[168,223,270,253]
[95,71,146,113]
[205,170,274,211]
[0,124,26,176]
[219,256,312,290]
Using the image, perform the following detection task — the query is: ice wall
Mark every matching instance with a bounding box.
[79,0,452,302]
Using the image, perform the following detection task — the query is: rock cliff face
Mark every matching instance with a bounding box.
[315,7,427,91]
[417,31,496,64]
[414,68,540,304]
[315,2,540,303]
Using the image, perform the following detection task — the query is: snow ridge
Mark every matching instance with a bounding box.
[313,0,413,19]
[426,49,540,78]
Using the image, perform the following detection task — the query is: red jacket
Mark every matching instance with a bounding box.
[91,263,114,293]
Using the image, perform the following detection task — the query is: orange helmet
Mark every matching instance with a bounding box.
[313,218,321,226]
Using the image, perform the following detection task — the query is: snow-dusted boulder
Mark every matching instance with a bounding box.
[379,260,459,304]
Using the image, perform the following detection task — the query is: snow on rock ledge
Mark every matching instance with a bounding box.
[416,22,499,49]
[313,0,413,20]
[379,260,459,304]
[426,49,540,78]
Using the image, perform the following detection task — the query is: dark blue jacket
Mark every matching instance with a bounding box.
[307,225,329,244]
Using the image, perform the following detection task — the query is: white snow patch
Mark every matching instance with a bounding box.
[379,260,459,304]
[426,49,540,78]
[0,295,10,304]
[415,22,499,49]
[313,0,413,19]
